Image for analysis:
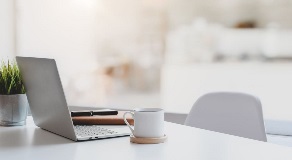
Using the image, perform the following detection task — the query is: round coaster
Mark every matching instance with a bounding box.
[130,135,167,144]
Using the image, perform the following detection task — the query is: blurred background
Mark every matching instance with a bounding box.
[2,0,292,123]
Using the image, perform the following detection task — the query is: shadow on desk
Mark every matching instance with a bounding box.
[0,127,73,149]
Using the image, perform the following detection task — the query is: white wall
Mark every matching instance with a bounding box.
[14,0,165,107]
[0,0,16,58]
[15,0,103,106]
[161,63,292,121]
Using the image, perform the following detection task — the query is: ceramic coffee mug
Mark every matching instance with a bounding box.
[123,108,164,138]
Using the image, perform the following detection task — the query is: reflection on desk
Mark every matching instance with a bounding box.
[1,116,292,160]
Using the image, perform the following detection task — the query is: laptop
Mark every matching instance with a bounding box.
[16,56,131,141]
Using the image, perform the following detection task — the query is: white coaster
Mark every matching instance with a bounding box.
[130,135,167,144]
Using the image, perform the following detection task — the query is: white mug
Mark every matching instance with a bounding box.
[123,108,164,138]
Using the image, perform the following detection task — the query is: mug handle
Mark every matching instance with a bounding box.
[123,111,134,135]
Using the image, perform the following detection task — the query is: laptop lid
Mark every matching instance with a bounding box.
[16,57,77,141]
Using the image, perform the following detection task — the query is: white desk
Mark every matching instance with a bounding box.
[1,117,292,160]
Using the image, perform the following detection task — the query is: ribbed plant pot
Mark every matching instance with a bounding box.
[0,94,28,126]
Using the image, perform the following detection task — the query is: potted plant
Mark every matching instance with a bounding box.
[0,60,28,126]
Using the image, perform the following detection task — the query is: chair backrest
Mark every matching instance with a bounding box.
[184,92,267,141]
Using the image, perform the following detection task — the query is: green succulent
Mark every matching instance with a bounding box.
[0,60,25,95]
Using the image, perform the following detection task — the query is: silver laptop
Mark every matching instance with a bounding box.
[16,56,130,141]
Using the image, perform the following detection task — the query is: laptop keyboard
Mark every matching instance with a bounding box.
[74,125,118,137]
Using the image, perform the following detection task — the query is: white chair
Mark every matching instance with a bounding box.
[184,92,267,141]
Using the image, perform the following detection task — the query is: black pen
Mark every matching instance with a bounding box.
[71,109,118,117]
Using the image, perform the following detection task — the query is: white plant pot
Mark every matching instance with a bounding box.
[0,94,29,126]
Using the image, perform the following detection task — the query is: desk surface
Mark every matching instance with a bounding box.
[1,117,292,160]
